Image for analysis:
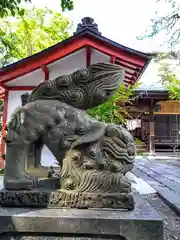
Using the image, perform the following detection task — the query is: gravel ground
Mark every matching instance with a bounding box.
[143,193,180,240]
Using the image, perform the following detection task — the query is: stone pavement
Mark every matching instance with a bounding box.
[132,158,180,216]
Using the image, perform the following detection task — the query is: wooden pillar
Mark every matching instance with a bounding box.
[41,65,49,81]
[140,114,144,141]
[86,47,91,67]
[1,90,8,168]
[149,99,155,155]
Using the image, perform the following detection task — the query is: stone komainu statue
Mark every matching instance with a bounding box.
[3,62,136,210]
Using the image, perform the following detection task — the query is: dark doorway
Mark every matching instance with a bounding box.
[154,114,180,152]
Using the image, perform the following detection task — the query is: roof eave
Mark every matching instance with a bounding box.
[76,30,152,60]
[0,29,152,74]
[135,89,169,98]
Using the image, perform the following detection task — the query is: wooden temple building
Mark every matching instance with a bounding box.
[0,17,152,167]
[0,17,179,167]
[128,61,180,155]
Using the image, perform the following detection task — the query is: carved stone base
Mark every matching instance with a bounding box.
[0,189,135,210]
[0,196,163,240]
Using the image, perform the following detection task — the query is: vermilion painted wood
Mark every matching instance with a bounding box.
[0,40,86,84]
[0,37,146,85]
[88,39,145,66]
[0,159,3,168]
[1,90,8,166]
[41,65,49,81]
[0,83,9,90]
[116,60,141,72]
[110,56,116,64]
[86,47,91,67]
[8,86,36,91]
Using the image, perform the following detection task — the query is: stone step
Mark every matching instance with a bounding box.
[136,146,147,150]
[136,146,148,153]
[133,164,180,217]
[156,188,180,216]
[135,139,146,145]
[126,172,157,195]
[136,142,147,145]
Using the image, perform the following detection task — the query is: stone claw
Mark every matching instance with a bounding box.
[21,171,38,188]
[4,178,35,190]
[4,171,38,190]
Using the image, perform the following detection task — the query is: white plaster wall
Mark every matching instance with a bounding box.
[6,90,57,166]
[48,48,111,80]
[91,49,111,64]
[6,48,111,87]
[48,49,86,79]
[6,69,44,87]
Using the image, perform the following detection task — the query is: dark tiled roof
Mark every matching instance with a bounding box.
[0,17,151,73]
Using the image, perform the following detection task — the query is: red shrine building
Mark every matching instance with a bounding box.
[0,17,152,167]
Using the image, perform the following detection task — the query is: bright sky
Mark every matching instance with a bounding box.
[30,0,174,53]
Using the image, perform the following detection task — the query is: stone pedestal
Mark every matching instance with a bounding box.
[0,197,163,240]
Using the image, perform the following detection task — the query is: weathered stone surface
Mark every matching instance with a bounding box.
[0,197,163,240]
[0,237,124,240]
[3,62,136,211]
[134,159,180,217]
[0,189,134,210]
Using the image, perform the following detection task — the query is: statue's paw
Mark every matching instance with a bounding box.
[21,171,38,188]
[4,177,35,190]
[122,194,135,211]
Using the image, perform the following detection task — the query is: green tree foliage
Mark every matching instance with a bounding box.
[158,61,180,99]
[0,0,74,18]
[61,0,74,11]
[88,83,140,124]
[0,7,71,136]
[0,7,71,67]
[153,49,180,100]
[140,0,180,100]
[0,5,137,126]
[151,50,180,102]
[139,0,180,47]
[0,0,31,18]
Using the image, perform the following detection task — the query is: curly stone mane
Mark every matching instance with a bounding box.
[2,62,136,210]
